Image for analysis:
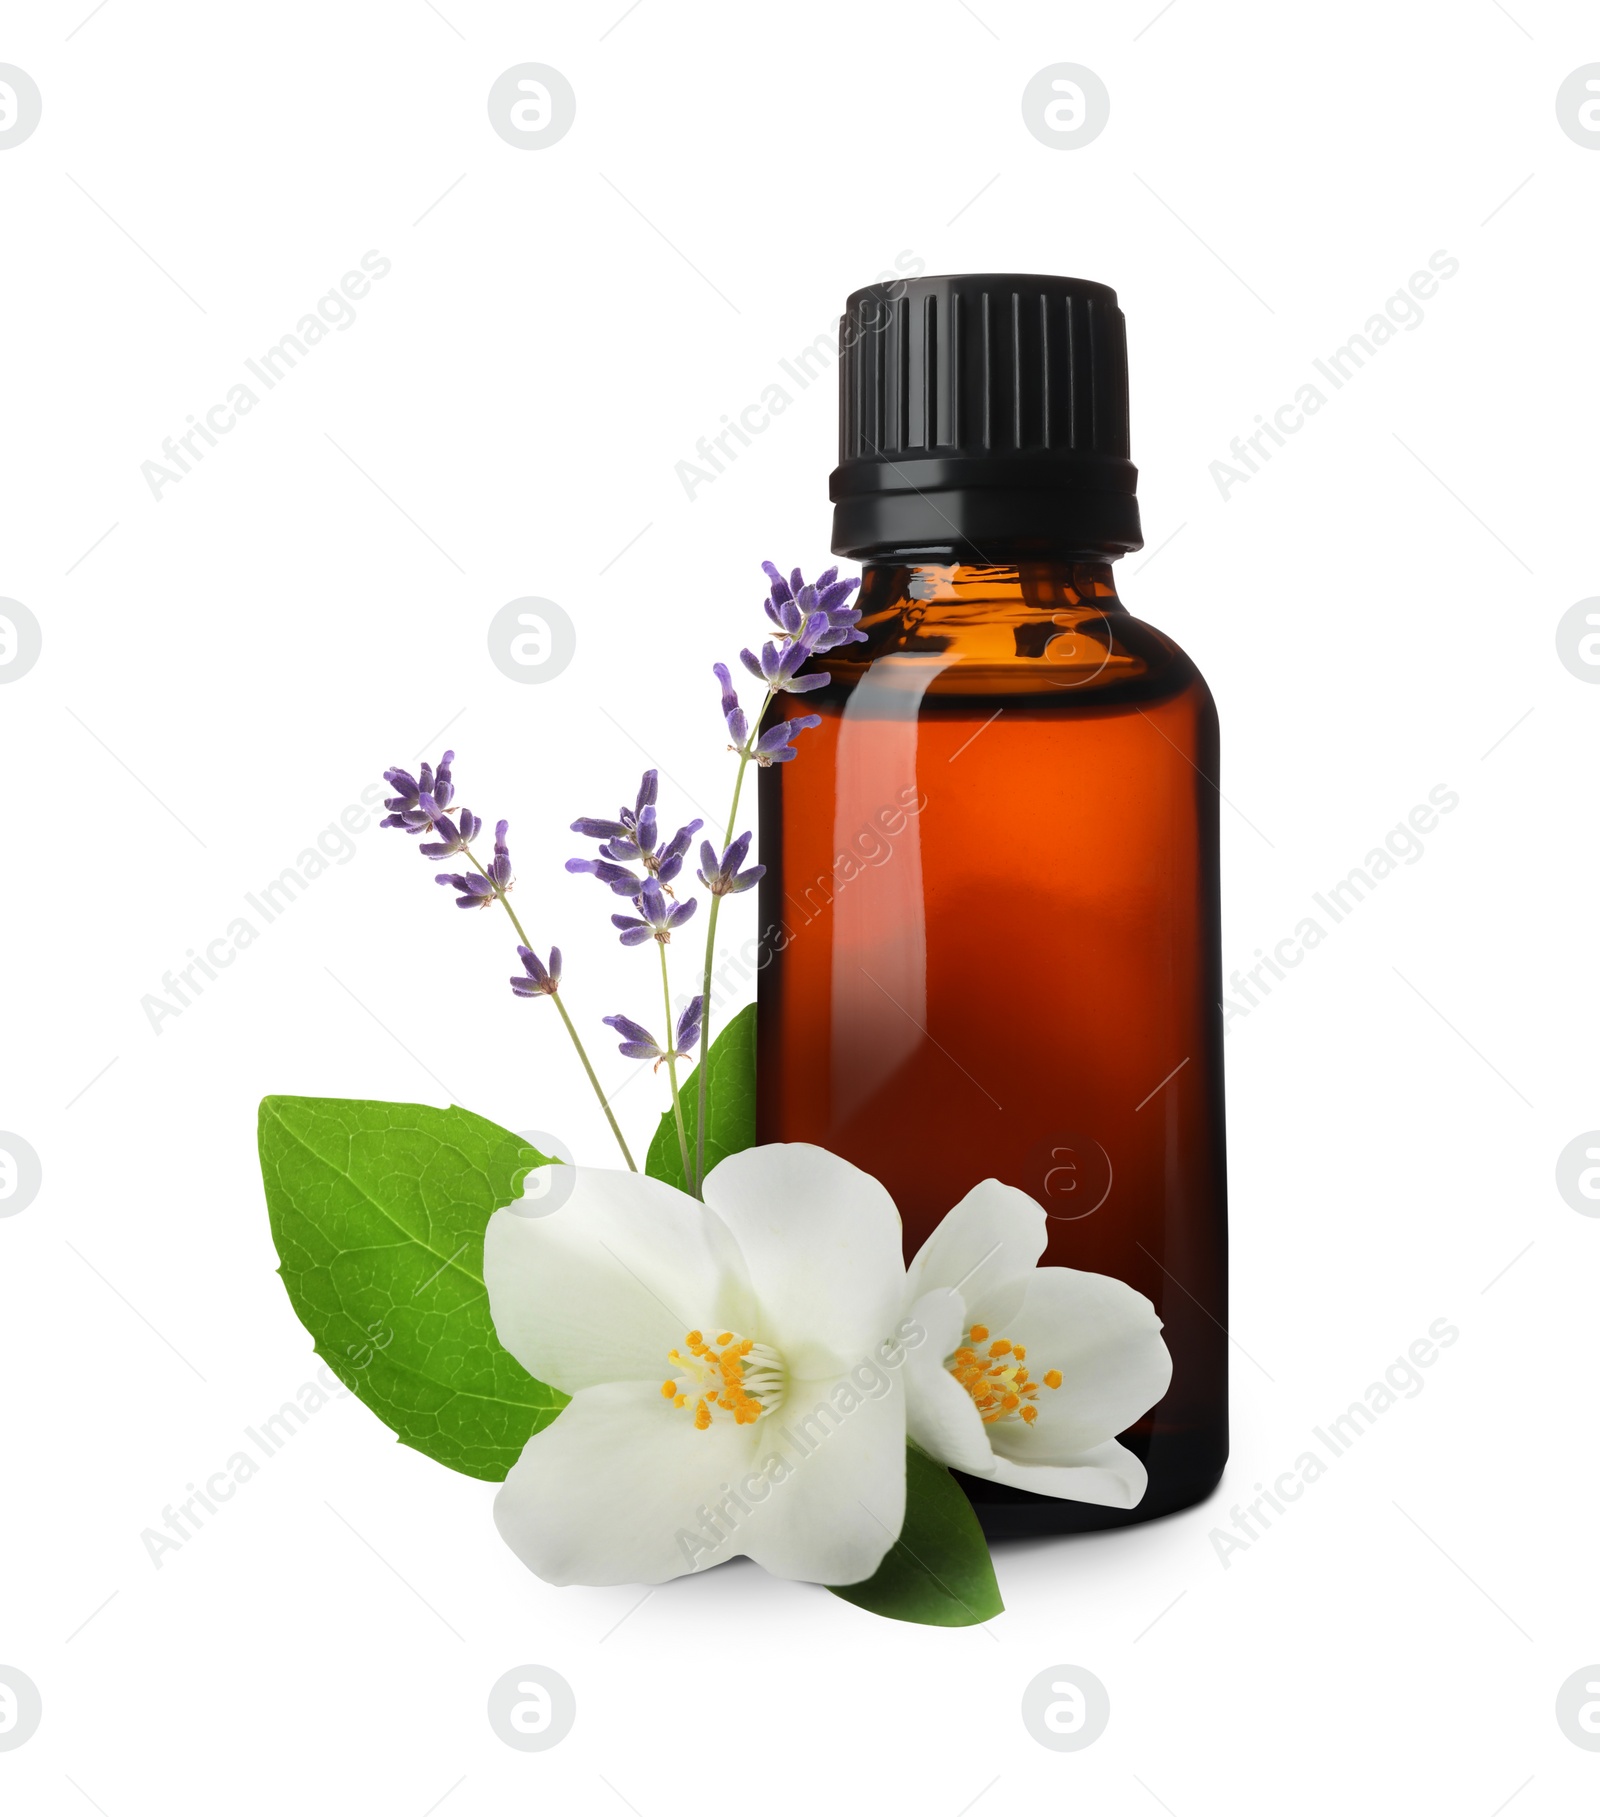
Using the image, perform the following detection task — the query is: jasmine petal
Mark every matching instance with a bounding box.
[903,1181,1172,1510]
[483,1144,909,1587]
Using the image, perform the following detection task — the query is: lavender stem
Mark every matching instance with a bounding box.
[693,684,773,1194]
[461,844,637,1172]
[657,939,693,1189]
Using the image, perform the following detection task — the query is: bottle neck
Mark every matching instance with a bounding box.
[808,556,1153,700]
[857,556,1124,618]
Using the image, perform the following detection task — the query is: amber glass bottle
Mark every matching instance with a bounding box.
[756,276,1226,1537]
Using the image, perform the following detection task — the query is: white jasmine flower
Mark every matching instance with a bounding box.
[902,1181,1172,1509]
[483,1144,913,1588]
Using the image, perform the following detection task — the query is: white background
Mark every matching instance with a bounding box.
[3,1,1597,1810]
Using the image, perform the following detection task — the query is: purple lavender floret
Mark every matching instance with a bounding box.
[381,749,457,835]
[419,808,481,859]
[730,561,865,705]
[601,1012,662,1061]
[380,750,494,867]
[566,856,642,897]
[755,715,822,767]
[674,995,704,1056]
[602,995,704,1068]
[761,561,865,653]
[571,771,656,845]
[485,820,514,892]
[569,769,701,892]
[713,662,748,746]
[581,797,658,867]
[739,635,831,695]
[611,876,697,946]
[805,590,867,654]
[654,819,700,886]
[510,944,562,998]
[698,831,764,897]
[434,820,513,908]
[435,870,497,909]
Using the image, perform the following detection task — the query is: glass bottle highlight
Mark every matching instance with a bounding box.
[757,273,1227,1537]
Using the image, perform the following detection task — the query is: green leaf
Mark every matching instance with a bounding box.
[827,1445,1004,1627]
[258,1096,567,1481]
[645,1001,757,1189]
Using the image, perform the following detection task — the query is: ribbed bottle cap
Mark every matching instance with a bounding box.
[830,272,1143,560]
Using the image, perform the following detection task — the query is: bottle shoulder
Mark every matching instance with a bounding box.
[809,603,1210,714]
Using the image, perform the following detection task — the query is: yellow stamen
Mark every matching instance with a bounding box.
[948,1326,1064,1429]
[662,1327,782,1431]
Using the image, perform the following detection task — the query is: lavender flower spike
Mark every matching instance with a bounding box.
[754,714,822,767]
[510,945,562,998]
[602,995,704,1069]
[698,831,764,897]
[610,876,697,946]
[761,561,865,653]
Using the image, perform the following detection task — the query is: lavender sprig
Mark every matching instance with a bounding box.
[374,562,859,1197]
[379,749,635,1172]
[570,768,705,1181]
[689,559,859,1194]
